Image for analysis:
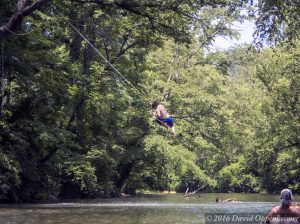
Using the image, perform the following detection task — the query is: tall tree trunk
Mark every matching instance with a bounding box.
[69,11,83,62]
[67,17,95,130]
[115,160,136,195]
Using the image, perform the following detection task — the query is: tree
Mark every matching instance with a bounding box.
[252,0,300,45]
[253,40,300,192]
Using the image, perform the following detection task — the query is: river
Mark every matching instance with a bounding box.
[0,193,298,224]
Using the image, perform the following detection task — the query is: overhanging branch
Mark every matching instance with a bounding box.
[0,0,52,41]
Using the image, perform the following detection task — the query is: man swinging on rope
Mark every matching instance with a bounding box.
[152,101,176,137]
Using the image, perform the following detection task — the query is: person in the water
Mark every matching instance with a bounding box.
[215,197,237,203]
[264,189,300,224]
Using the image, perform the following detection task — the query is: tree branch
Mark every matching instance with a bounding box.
[0,0,52,41]
[274,141,300,152]
[184,185,206,197]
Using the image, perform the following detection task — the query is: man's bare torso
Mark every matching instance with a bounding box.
[267,205,300,223]
[156,104,169,119]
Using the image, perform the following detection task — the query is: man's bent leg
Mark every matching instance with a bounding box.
[171,126,176,137]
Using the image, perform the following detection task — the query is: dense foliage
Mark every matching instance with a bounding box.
[0,0,300,202]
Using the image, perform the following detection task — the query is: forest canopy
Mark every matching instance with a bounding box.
[0,0,300,202]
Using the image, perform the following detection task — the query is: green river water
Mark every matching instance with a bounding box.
[0,193,299,224]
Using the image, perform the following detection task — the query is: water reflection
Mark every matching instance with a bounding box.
[0,193,297,224]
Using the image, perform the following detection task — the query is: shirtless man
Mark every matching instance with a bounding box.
[264,189,300,224]
[152,101,176,136]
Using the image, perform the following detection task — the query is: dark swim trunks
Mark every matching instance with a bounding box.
[157,116,174,127]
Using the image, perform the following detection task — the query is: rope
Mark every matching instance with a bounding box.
[55,10,170,127]
[3,25,34,36]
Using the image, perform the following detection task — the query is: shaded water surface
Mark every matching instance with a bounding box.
[1,193,298,224]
